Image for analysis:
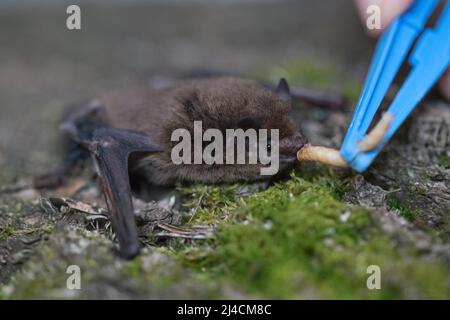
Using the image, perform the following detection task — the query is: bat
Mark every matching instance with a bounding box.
[36,76,316,259]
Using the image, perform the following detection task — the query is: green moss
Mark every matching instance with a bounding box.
[0,287,8,300]
[386,195,418,221]
[119,248,223,299]
[437,152,450,169]
[175,170,450,299]
[0,223,54,242]
[0,224,17,241]
[294,163,351,198]
[9,245,68,299]
[179,184,243,226]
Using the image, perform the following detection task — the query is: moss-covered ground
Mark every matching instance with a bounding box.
[168,167,449,299]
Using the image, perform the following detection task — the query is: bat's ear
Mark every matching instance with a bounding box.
[238,116,260,130]
[276,78,291,103]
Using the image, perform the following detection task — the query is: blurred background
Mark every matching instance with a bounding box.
[0,0,374,177]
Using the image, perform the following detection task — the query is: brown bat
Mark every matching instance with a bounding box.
[37,77,314,259]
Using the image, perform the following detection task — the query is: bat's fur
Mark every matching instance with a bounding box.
[39,76,308,258]
[89,77,307,185]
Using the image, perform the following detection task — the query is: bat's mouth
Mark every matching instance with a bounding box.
[279,132,308,161]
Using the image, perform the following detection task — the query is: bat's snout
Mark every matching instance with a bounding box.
[279,132,308,161]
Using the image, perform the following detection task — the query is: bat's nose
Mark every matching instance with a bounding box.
[279,132,308,159]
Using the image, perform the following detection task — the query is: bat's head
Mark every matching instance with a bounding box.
[155,77,308,184]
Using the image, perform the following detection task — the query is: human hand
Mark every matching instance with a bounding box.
[354,0,450,101]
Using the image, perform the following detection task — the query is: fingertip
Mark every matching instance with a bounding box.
[354,0,414,38]
[438,70,450,102]
[381,0,414,27]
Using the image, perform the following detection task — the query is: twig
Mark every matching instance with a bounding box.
[188,188,206,223]
[155,222,213,239]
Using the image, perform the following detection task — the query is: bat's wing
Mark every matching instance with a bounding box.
[85,127,162,259]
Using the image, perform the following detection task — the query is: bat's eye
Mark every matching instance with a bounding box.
[267,143,271,152]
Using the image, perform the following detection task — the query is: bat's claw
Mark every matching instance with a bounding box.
[118,241,140,260]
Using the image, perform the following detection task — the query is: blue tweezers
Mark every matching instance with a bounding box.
[340,0,450,172]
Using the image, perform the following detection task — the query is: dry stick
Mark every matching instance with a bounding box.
[297,113,393,167]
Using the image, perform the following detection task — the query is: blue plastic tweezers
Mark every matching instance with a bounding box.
[340,0,450,172]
